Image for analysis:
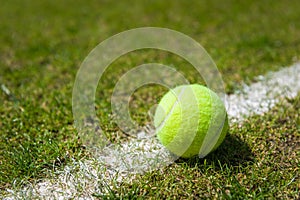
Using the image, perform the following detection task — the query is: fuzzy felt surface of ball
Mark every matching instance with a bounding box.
[154,84,228,158]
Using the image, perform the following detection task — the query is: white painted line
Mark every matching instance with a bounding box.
[5,63,300,199]
[227,63,300,122]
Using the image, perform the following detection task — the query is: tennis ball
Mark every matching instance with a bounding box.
[154,84,228,158]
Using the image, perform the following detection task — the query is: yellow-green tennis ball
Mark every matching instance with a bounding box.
[154,84,228,158]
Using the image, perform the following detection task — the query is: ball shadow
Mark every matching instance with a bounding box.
[177,133,255,169]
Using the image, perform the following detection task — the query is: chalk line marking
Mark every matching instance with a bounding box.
[5,63,300,199]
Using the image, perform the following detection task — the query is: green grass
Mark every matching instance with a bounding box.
[0,0,300,198]
[96,95,300,199]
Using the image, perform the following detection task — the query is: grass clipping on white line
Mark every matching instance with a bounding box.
[5,63,300,199]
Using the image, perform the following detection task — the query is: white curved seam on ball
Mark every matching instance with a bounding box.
[199,110,226,158]
[197,91,223,157]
